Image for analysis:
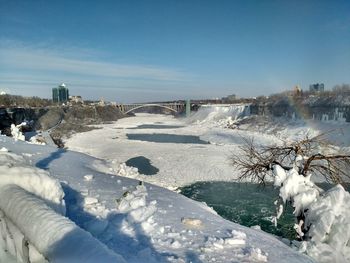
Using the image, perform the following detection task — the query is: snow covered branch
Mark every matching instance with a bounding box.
[232,133,350,184]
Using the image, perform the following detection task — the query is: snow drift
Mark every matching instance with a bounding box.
[0,150,126,263]
[0,185,125,263]
[0,149,65,215]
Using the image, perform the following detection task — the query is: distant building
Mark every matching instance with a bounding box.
[309,83,324,93]
[69,95,83,104]
[226,94,236,101]
[221,94,236,103]
[53,83,69,103]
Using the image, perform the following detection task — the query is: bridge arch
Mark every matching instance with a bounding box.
[124,104,180,114]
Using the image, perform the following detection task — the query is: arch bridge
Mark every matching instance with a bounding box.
[117,103,186,114]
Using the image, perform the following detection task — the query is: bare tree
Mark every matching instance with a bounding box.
[232,132,350,185]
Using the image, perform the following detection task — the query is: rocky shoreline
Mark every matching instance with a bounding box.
[0,105,128,147]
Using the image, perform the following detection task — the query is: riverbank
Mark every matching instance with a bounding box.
[0,105,128,147]
[0,135,315,263]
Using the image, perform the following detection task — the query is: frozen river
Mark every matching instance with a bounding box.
[65,109,347,240]
[65,111,296,238]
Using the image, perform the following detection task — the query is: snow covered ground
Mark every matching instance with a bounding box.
[64,113,279,189]
[2,105,349,262]
[0,132,315,262]
[65,110,350,188]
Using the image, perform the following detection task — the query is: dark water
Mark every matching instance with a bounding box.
[125,156,159,175]
[127,133,209,144]
[180,182,296,239]
[128,124,184,129]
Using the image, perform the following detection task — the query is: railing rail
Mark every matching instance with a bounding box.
[0,185,125,263]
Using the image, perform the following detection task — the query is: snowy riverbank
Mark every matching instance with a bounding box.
[65,112,350,189]
[0,136,314,262]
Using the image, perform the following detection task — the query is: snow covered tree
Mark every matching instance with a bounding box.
[232,133,350,185]
[231,133,350,262]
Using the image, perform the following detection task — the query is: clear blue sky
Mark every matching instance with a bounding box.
[1,0,349,102]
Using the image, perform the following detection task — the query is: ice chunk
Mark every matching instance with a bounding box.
[84,174,94,181]
[84,197,99,206]
[181,217,203,227]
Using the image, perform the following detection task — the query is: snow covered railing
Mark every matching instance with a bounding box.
[0,184,126,263]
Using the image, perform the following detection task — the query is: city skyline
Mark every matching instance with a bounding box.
[1,0,350,103]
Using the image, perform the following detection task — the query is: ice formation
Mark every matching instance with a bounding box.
[187,104,250,127]
[273,164,350,262]
[10,123,26,141]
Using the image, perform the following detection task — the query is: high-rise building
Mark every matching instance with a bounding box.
[52,83,69,103]
[309,83,324,93]
[52,87,59,102]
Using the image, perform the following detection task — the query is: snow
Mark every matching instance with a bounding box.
[0,134,314,262]
[84,174,94,181]
[0,150,125,262]
[273,164,287,187]
[10,123,26,141]
[187,104,250,127]
[61,108,350,262]
[115,184,158,236]
[200,230,268,262]
[117,163,140,179]
[6,104,348,262]
[29,135,46,145]
[64,107,350,188]
[302,185,350,262]
[236,115,350,149]
[181,217,203,227]
[65,113,279,189]
[276,167,320,216]
[0,150,65,215]
[272,165,350,262]
[0,184,125,263]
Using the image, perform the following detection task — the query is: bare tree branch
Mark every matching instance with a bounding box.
[232,132,350,185]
